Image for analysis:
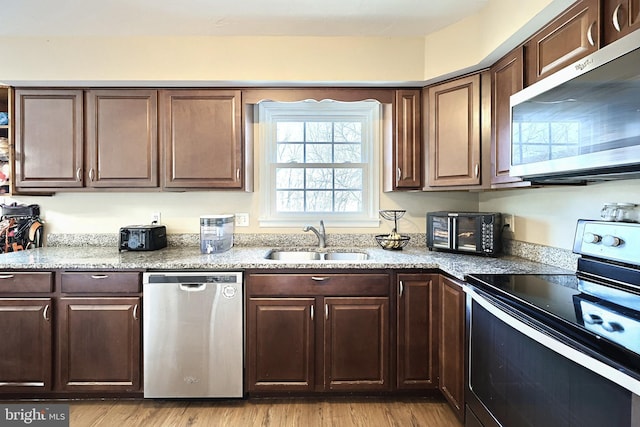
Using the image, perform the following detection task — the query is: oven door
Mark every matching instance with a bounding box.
[465,287,640,427]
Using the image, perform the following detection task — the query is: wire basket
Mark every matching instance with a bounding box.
[375,234,410,250]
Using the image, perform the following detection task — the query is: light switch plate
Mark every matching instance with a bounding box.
[235,213,249,227]
[503,214,515,234]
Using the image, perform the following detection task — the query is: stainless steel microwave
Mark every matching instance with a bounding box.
[510,29,640,183]
[426,212,502,256]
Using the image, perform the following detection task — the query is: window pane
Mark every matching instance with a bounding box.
[335,168,362,189]
[277,122,304,142]
[306,144,332,163]
[306,168,333,189]
[335,144,362,163]
[306,191,333,212]
[277,143,304,163]
[334,190,362,212]
[334,122,361,142]
[306,122,332,142]
[276,190,304,212]
[276,168,304,189]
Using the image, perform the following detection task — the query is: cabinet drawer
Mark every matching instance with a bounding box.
[0,272,54,293]
[248,273,390,296]
[61,272,141,293]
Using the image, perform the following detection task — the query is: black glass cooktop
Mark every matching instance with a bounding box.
[466,273,640,381]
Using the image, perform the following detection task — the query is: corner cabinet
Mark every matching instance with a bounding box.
[425,72,490,189]
[439,276,466,421]
[396,273,438,390]
[525,0,600,85]
[385,89,422,190]
[246,271,390,394]
[160,89,243,189]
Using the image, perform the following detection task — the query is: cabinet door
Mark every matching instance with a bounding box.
[58,297,141,392]
[14,89,84,189]
[427,74,481,187]
[324,297,389,391]
[85,90,158,188]
[160,89,243,189]
[396,274,438,390]
[0,298,52,392]
[386,89,421,190]
[525,0,600,85]
[491,47,525,186]
[603,0,640,45]
[439,276,465,421]
[246,298,315,392]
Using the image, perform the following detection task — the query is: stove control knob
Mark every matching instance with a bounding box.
[602,235,623,247]
[601,321,624,333]
[583,232,601,244]
[583,313,603,325]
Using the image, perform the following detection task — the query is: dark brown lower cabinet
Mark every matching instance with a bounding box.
[439,276,466,421]
[0,298,52,392]
[246,272,391,394]
[58,297,141,392]
[396,273,438,390]
[247,298,315,392]
[324,297,389,391]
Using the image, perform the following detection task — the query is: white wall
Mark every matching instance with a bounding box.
[479,180,640,250]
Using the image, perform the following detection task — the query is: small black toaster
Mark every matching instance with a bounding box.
[119,225,167,251]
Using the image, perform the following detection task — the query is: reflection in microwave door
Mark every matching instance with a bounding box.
[458,232,474,238]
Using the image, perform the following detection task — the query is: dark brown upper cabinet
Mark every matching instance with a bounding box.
[85,89,158,188]
[490,47,529,187]
[425,73,486,188]
[603,0,640,45]
[525,0,601,85]
[384,89,422,191]
[160,89,243,190]
[14,89,84,190]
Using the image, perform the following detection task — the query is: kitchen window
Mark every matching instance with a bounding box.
[258,100,380,227]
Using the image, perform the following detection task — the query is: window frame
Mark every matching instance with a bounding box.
[257,100,381,228]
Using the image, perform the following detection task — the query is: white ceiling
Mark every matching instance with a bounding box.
[0,0,489,37]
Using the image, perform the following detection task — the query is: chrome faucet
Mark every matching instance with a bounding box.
[303,220,326,248]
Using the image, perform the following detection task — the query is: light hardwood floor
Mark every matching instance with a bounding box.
[69,397,463,427]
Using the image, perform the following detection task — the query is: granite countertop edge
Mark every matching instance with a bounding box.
[0,246,574,281]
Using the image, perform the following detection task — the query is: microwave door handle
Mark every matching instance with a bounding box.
[450,217,457,250]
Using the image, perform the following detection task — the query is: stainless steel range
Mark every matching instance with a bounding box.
[465,219,640,427]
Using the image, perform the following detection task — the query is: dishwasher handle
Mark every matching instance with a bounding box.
[179,283,207,292]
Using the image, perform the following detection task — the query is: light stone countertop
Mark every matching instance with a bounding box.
[0,245,574,281]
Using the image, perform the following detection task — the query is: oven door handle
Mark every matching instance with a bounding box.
[465,286,640,395]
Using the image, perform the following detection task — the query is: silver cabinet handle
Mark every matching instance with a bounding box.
[91,274,109,279]
[325,303,329,320]
[310,305,314,321]
[236,168,240,180]
[311,276,330,282]
[587,21,597,46]
[89,168,95,181]
[399,281,404,297]
[474,163,479,178]
[0,274,14,279]
[43,304,50,321]
[396,167,401,182]
[76,168,82,181]
[133,304,139,321]
[613,3,623,32]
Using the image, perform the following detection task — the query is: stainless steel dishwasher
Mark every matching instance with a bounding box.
[143,271,243,398]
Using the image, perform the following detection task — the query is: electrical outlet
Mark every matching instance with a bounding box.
[151,212,161,224]
[235,213,249,227]
[503,214,515,234]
